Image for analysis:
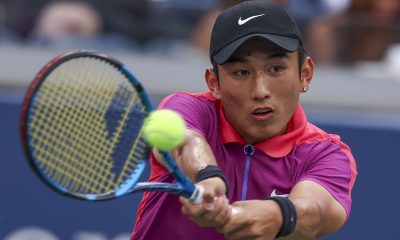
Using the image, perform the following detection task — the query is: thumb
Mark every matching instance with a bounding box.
[202,189,215,203]
[202,190,217,210]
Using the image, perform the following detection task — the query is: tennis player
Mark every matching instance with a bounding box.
[131,1,357,239]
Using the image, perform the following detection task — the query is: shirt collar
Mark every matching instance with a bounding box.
[218,101,307,158]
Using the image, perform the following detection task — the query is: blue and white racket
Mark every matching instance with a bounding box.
[20,50,203,202]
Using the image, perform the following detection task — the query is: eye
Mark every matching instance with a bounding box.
[270,65,285,73]
[233,69,250,77]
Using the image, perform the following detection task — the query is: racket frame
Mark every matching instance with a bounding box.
[20,50,202,203]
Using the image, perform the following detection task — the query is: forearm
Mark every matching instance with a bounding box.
[280,181,347,239]
[155,129,218,181]
[279,197,322,240]
[176,131,230,228]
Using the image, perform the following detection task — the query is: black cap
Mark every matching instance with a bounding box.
[210,1,303,64]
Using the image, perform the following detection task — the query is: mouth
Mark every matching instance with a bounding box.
[252,107,274,120]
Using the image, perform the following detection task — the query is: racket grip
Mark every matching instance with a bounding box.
[189,185,204,204]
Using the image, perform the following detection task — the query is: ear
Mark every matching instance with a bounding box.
[300,56,314,92]
[205,68,221,99]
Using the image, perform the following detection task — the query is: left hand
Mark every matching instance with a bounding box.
[217,200,283,240]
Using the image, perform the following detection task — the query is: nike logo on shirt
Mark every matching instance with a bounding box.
[270,189,289,198]
[238,14,266,25]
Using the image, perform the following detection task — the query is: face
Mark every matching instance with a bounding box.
[206,38,313,144]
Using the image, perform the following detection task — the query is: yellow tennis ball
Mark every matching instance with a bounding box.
[143,109,186,151]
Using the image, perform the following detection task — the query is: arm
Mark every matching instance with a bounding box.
[282,180,347,239]
[219,180,347,240]
[153,129,231,227]
[153,129,220,183]
[162,129,216,179]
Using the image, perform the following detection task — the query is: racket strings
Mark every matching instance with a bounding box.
[28,57,148,195]
[30,63,115,193]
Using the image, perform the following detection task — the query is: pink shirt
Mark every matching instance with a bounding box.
[131,92,357,240]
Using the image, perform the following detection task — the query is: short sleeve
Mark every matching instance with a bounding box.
[146,93,218,180]
[293,139,356,217]
[157,93,218,139]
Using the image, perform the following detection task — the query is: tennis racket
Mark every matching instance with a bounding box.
[20,50,203,203]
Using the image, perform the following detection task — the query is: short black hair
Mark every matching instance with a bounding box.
[298,45,307,68]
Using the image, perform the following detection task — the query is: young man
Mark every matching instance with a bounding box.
[131,1,357,239]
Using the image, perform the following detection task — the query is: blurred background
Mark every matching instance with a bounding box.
[0,0,400,239]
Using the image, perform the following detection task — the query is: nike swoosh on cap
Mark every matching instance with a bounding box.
[270,189,289,198]
[238,14,266,25]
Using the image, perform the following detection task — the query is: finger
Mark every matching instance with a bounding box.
[189,197,224,224]
[198,197,227,224]
[217,206,243,233]
[197,178,227,202]
[180,196,207,217]
[202,189,217,205]
[204,197,217,211]
[182,197,230,227]
[211,198,231,227]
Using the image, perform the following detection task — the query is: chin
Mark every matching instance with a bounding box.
[256,127,283,141]
[245,131,273,144]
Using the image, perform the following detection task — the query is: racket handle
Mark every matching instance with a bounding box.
[189,185,204,204]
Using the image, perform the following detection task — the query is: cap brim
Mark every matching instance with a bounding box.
[213,34,299,64]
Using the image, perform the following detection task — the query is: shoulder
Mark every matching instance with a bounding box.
[159,91,216,109]
[293,121,357,183]
[293,122,354,167]
[159,92,219,136]
[295,122,351,154]
[299,122,340,144]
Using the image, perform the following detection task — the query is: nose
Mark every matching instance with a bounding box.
[251,72,270,101]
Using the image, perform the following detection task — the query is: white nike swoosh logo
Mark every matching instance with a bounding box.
[271,189,289,198]
[238,14,266,25]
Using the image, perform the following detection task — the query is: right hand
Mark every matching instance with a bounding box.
[217,200,282,240]
[179,177,232,228]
